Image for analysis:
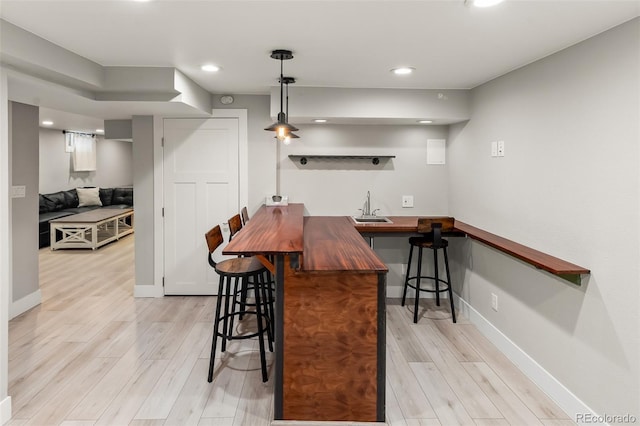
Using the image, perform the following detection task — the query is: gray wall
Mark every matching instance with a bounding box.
[132,116,154,287]
[39,128,133,193]
[280,124,449,216]
[212,94,276,215]
[447,18,639,417]
[279,123,450,294]
[10,102,39,302]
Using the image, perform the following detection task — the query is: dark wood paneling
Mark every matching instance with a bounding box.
[223,204,304,256]
[283,271,381,422]
[302,217,387,272]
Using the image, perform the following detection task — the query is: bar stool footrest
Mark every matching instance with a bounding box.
[405,275,452,293]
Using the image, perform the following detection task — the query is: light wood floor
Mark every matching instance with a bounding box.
[7,236,574,426]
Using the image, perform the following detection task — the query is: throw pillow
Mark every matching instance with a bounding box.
[76,187,102,207]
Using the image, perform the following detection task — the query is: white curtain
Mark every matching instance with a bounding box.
[69,133,97,171]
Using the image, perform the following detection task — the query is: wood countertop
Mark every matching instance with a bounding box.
[224,206,588,281]
[223,204,304,256]
[354,215,589,281]
[302,216,387,273]
[223,205,387,274]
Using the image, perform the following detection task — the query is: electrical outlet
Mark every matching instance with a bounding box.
[491,293,499,311]
[402,195,414,208]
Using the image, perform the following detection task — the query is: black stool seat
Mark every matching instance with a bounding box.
[408,236,448,249]
[402,217,456,324]
[205,225,272,383]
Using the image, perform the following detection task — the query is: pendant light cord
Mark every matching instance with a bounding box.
[279,58,284,120]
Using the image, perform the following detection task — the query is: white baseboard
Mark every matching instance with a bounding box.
[454,294,602,425]
[0,395,11,425]
[9,289,41,319]
[133,284,163,298]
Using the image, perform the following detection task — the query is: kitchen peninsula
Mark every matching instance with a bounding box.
[223,204,387,422]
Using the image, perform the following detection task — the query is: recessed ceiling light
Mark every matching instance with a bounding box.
[418,120,433,124]
[201,64,220,72]
[391,67,415,75]
[471,0,504,7]
[42,120,53,126]
[96,129,104,134]
[313,119,327,123]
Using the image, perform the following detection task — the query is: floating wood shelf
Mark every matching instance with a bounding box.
[288,155,396,165]
[454,221,590,285]
[353,217,590,285]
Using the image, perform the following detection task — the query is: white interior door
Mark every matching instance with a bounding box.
[163,118,239,295]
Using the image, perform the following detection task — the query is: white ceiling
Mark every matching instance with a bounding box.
[1,0,638,124]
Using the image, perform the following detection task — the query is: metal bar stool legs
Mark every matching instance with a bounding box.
[205,224,272,384]
[207,271,271,383]
[443,246,456,323]
[401,217,457,324]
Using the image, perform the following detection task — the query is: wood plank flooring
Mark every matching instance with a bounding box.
[7,235,574,426]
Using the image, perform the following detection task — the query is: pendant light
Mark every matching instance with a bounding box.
[265,49,298,142]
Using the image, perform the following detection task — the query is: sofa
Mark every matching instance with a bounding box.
[39,187,133,248]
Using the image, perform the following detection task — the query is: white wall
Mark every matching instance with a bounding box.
[448,18,639,418]
[39,128,133,193]
[279,123,450,294]
[280,124,449,216]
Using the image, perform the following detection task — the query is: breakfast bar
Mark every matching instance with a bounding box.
[223,204,388,422]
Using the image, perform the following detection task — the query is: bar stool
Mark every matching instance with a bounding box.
[228,213,275,341]
[241,206,250,225]
[401,217,457,324]
[205,225,272,382]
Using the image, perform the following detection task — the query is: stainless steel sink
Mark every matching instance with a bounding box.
[352,216,392,223]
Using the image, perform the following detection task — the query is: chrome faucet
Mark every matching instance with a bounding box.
[360,191,380,216]
[364,191,371,216]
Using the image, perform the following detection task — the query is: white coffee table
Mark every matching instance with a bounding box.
[50,208,134,250]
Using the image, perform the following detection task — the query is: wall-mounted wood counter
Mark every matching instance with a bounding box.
[353,216,589,284]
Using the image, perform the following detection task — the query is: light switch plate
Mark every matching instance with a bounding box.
[497,140,505,157]
[11,185,26,198]
[402,195,414,208]
[491,141,498,157]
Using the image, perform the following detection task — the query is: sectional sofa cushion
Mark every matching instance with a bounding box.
[77,187,102,207]
[99,188,114,206]
[112,187,133,206]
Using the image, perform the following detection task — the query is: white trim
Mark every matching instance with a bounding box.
[9,290,41,319]
[152,116,164,299]
[134,284,164,298]
[0,395,11,425]
[454,294,602,425]
[1,68,11,418]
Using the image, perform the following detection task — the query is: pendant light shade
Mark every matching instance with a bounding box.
[265,49,299,142]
